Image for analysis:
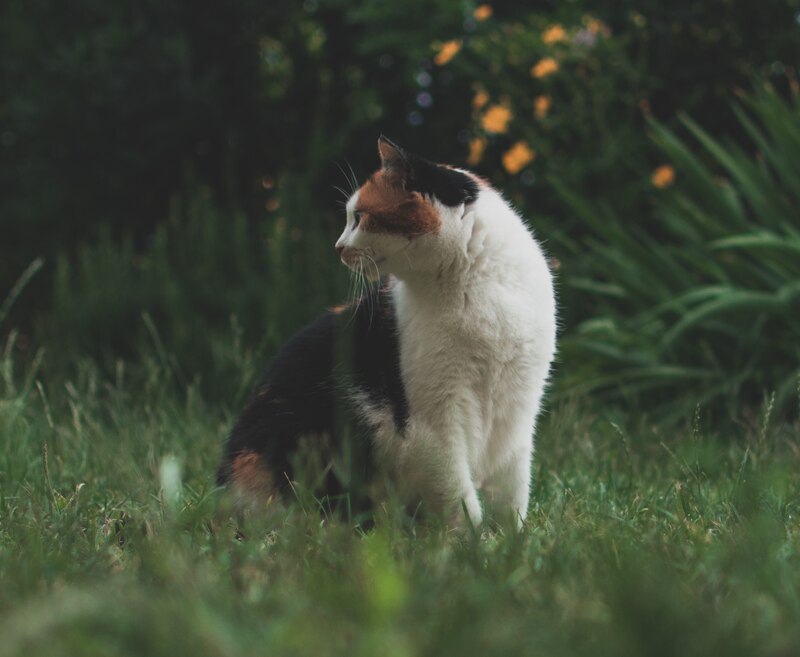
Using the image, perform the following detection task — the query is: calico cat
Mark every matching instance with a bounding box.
[217,136,556,529]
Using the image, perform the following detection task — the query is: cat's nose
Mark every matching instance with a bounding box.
[335,245,345,257]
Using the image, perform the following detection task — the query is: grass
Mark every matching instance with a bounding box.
[1,342,799,657]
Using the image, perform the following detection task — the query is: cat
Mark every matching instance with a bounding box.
[217,136,556,530]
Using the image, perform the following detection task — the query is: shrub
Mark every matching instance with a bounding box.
[46,179,348,400]
[554,87,800,422]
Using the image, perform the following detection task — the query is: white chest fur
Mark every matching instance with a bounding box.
[366,188,556,529]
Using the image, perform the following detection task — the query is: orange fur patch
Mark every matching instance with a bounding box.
[356,170,440,237]
[231,450,275,501]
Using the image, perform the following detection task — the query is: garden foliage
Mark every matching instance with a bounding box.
[555,88,800,421]
[2,0,799,420]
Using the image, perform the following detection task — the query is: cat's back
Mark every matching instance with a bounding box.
[470,184,553,284]
[439,184,555,355]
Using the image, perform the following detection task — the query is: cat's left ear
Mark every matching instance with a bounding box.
[378,135,412,184]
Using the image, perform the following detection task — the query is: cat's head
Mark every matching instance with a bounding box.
[335,136,479,280]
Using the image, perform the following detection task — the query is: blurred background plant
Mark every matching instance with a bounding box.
[2,0,799,422]
[555,89,800,422]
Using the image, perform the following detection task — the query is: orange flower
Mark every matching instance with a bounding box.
[481,104,512,133]
[472,89,489,109]
[542,24,567,44]
[651,165,675,188]
[586,16,610,36]
[502,141,536,174]
[467,137,486,165]
[534,95,551,118]
[474,4,492,21]
[434,39,461,66]
[531,57,559,79]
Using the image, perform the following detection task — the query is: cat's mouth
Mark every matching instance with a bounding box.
[341,249,385,280]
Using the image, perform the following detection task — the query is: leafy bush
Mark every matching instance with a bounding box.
[439,10,647,208]
[6,0,797,297]
[46,178,348,399]
[410,1,799,215]
[554,87,800,422]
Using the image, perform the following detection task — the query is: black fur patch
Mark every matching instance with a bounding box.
[380,136,479,207]
[351,286,409,430]
[406,156,479,207]
[217,283,408,513]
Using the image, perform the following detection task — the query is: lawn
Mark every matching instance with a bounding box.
[2,351,798,657]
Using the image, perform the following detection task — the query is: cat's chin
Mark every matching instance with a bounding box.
[343,254,385,281]
[342,263,380,281]
[367,256,387,280]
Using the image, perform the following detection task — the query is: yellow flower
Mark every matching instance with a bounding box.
[473,4,492,21]
[481,104,512,133]
[434,39,461,66]
[534,95,551,118]
[586,16,609,35]
[531,57,559,79]
[467,137,486,165]
[542,24,567,44]
[472,89,489,109]
[651,165,675,188]
[502,141,536,175]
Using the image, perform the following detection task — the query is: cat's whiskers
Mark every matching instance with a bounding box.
[344,259,360,324]
[402,244,415,271]
[332,185,351,202]
[334,161,359,197]
[360,255,374,328]
[344,160,359,195]
[364,252,381,282]
[355,262,365,315]
[344,257,366,327]
[362,253,382,331]
[334,162,350,193]
[360,259,370,320]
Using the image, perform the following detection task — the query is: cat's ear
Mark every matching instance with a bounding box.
[378,135,412,184]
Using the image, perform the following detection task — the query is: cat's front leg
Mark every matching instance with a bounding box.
[481,442,533,529]
[436,460,483,532]
[400,423,483,531]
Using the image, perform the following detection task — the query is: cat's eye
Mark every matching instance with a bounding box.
[353,211,363,226]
